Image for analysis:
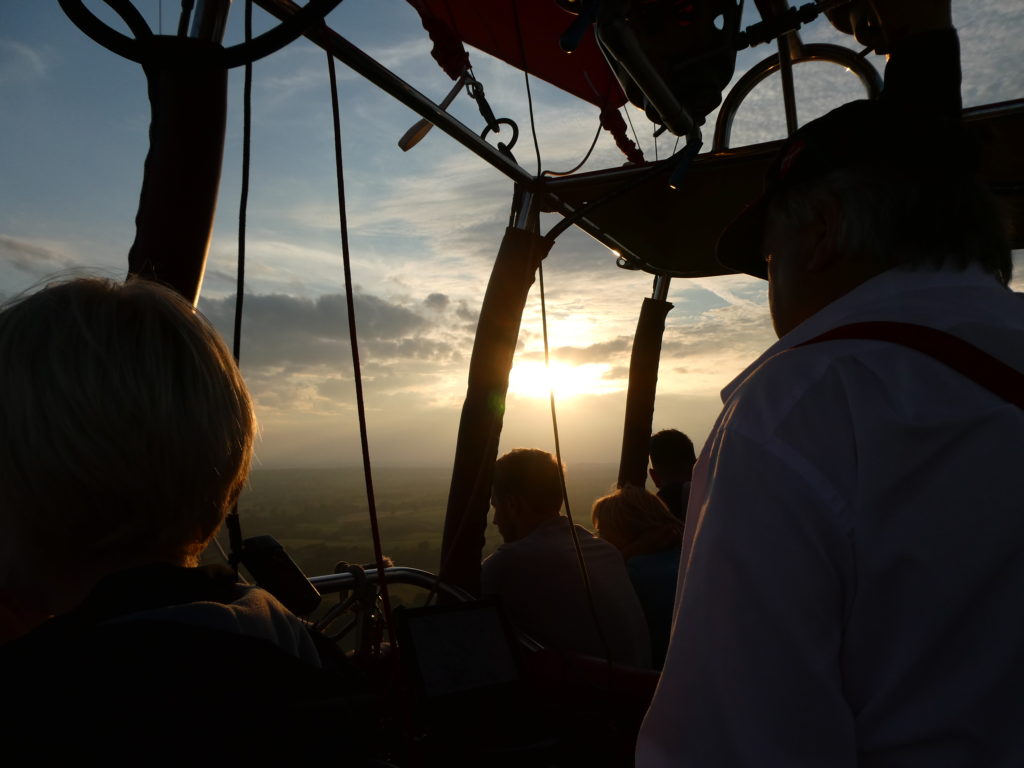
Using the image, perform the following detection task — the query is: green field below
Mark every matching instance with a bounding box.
[210,464,625,579]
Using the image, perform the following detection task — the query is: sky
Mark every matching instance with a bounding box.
[1,1,1022,471]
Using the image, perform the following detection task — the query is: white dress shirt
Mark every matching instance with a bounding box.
[637,266,1024,767]
[482,516,652,668]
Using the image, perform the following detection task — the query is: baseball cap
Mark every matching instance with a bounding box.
[715,99,971,279]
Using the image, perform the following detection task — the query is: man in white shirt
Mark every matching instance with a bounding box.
[637,10,1024,768]
[482,448,651,668]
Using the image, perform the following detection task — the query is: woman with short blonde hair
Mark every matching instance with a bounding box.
[0,277,255,618]
[593,485,682,668]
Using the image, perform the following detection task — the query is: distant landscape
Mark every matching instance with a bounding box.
[208,464,626,579]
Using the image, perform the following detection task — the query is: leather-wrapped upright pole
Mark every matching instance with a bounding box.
[440,220,550,596]
[617,293,673,489]
[127,36,228,305]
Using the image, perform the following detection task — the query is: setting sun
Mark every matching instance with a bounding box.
[507,360,622,400]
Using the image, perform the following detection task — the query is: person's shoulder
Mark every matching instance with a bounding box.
[575,525,615,552]
[481,542,519,590]
[723,343,847,439]
[576,528,636,576]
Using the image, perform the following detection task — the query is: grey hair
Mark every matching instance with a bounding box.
[770,166,1012,285]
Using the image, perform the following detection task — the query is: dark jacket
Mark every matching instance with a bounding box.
[1,564,374,763]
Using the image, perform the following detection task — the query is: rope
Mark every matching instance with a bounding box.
[224,0,255,574]
[543,72,613,178]
[542,118,602,177]
[234,0,251,366]
[326,50,397,649]
[538,263,614,668]
[543,135,701,245]
[510,0,541,177]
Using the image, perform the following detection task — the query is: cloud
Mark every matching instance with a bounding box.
[957,1,1024,107]
[455,300,477,323]
[524,336,632,365]
[367,36,433,72]
[423,292,449,311]
[0,40,48,84]
[201,290,430,364]
[197,286,479,417]
[0,234,77,275]
[663,299,772,362]
[604,366,630,381]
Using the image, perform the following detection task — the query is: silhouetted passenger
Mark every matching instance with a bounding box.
[592,486,682,669]
[482,449,651,668]
[648,428,697,523]
[639,10,1024,766]
[0,278,368,762]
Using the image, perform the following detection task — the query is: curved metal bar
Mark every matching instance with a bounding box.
[712,43,883,152]
[310,566,546,652]
[309,566,476,603]
[222,0,346,68]
[253,0,534,188]
[104,0,154,40]
[63,0,346,70]
[58,0,143,61]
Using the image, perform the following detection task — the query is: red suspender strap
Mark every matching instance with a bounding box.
[795,321,1024,409]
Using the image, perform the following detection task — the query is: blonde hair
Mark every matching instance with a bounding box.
[0,278,255,594]
[592,485,681,546]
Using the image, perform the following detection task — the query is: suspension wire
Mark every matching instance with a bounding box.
[544,134,701,246]
[158,0,162,34]
[233,0,251,368]
[541,117,602,178]
[224,0,255,575]
[511,0,541,177]
[542,71,612,178]
[326,50,397,648]
[537,262,615,672]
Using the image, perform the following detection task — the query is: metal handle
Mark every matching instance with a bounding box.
[711,43,883,152]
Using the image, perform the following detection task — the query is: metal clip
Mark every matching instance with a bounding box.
[464,71,501,134]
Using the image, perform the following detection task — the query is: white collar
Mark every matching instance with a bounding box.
[722,266,1006,402]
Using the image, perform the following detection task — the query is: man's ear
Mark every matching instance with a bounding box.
[805,197,843,273]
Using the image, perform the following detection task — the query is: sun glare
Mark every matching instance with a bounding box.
[507,360,620,400]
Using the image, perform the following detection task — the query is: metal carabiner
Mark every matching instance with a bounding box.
[481,118,519,154]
